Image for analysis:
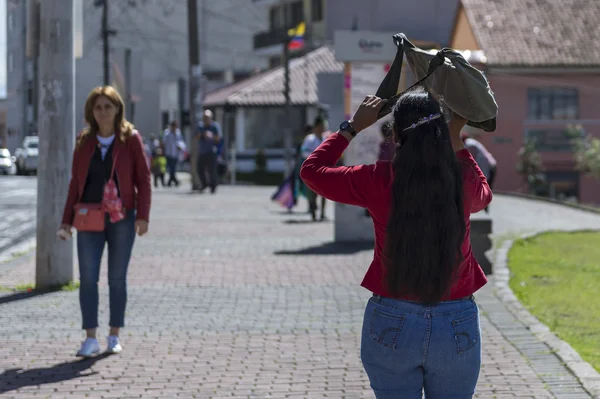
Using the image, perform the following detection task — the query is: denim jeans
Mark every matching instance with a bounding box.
[166,156,179,186]
[196,152,218,190]
[77,210,136,329]
[361,294,481,399]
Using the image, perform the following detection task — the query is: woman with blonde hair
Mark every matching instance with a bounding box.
[57,86,151,357]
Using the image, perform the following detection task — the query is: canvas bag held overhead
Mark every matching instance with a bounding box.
[72,146,125,232]
[375,33,498,132]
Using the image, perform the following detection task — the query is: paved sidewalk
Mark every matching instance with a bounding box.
[0,185,596,398]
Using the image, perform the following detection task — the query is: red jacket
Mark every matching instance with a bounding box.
[300,132,493,300]
[61,130,152,225]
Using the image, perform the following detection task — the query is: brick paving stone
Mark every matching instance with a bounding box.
[1,186,597,398]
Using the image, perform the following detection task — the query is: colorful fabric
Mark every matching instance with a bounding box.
[272,176,296,210]
[102,149,125,224]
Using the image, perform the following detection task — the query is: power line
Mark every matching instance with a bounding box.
[121,8,184,76]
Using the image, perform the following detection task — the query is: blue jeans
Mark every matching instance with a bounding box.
[166,156,179,186]
[361,294,481,399]
[77,210,136,329]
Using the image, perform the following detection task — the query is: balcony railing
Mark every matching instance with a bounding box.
[253,28,290,50]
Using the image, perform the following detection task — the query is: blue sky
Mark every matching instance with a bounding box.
[0,0,6,99]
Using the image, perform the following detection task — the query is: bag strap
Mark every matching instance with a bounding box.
[109,146,119,182]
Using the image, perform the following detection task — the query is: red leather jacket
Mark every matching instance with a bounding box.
[61,130,152,225]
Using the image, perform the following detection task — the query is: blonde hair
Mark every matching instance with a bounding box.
[77,86,134,148]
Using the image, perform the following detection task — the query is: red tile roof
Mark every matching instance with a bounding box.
[462,0,600,67]
[203,46,343,107]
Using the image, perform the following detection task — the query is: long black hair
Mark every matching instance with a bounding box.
[383,87,466,303]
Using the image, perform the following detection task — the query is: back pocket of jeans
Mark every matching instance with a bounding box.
[369,308,406,349]
[451,311,479,354]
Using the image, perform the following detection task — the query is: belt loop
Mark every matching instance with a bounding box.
[372,294,381,302]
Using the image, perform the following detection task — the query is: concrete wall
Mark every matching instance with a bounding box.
[480,73,600,204]
[324,0,460,47]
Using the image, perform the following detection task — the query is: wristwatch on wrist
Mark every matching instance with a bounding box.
[339,120,357,137]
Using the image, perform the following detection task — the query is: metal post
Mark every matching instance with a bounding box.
[102,0,109,86]
[124,47,132,121]
[283,4,292,177]
[187,0,202,190]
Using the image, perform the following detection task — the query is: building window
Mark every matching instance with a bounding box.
[526,128,580,152]
[527,88,579,120]
[8,13,13,32]
[269,1,303,31]
[269,56,282,69]
[290,1,303,26]
[534,171,580,201]
[311,0,323,22]
[269,7,281,30]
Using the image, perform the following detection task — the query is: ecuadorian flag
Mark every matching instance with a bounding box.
[287,22,305,51]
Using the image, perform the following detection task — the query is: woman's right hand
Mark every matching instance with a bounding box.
[57,224,73,240]
[351,95,387,134]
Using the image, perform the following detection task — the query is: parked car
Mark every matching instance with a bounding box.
[0,148,17,175]
[14,136,39,175]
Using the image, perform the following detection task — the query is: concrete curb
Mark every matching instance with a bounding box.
[493,229,600,398]
[495,190,600,214]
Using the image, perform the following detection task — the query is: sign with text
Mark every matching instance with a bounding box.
[334,30,398,62]
[344,62,389,166]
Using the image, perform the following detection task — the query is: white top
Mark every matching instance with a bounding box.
[163,128,186,158]
[97,134,115,160]
[300,133,325,159]
[465,137,496,179]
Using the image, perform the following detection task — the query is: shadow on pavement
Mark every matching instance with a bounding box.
[0,290,48,305]
[274,241,374,255]
[0,353,110,394]
[282,219,330,224]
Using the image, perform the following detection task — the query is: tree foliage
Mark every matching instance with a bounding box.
[567,124,600,180]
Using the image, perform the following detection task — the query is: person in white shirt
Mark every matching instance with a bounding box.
[162,121,186,187]
[461,131,497,213]
[299,116,330,221]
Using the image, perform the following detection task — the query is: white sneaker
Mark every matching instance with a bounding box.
[106,335,122,354]
[76,338,100,358]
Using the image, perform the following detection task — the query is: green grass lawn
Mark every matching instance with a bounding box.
[508,231,600,372]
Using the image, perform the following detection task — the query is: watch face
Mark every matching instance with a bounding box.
[340,121,350,130]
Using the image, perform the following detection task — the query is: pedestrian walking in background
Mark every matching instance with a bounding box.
[298,116,329,221]
[57,85,152,358]
[300,89,492,398]
[162,120,186,187]
[151,147,167,188]
[378,122,396,162]
[196,110,221,194]
[272,124,312,211]
[461,131,497,213]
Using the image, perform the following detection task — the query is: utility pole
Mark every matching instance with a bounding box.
[187,0,202,190]
[93,0,115,85]
[125,47,132,121]
[282,3,292,178]
[36,0,75,288]
[102,0,109,85]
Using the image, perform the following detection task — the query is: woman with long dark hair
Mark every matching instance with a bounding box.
[300,88,492,398]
